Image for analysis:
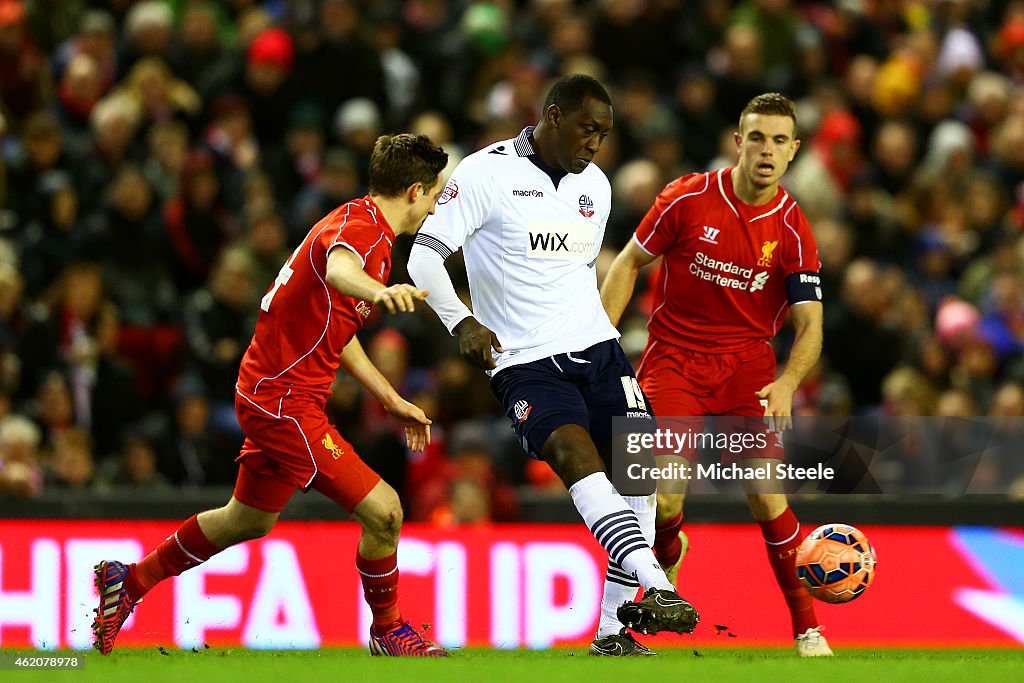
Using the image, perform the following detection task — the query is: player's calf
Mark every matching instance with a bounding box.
[660,530,689,589]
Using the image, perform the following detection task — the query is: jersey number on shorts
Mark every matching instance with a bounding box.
[260,245,302,312]
[620,376,647,411]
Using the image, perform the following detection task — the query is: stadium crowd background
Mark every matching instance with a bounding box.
[0,0,1022,516]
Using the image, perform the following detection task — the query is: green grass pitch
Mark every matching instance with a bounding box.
[6,647,1023,683]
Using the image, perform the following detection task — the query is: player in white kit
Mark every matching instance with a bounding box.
[408,74,699,655]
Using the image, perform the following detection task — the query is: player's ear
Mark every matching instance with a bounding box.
[407,182,424,204]
[790,138,801,159]
[734,131,742,150]
[546,104,562,128]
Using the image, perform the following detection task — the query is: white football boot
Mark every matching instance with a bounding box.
[795,626,834,657]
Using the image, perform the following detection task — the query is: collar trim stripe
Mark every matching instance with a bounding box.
[514,126,536,157]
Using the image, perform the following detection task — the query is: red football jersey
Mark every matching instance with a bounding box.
[634,167,820,354]
[237,197,394,405]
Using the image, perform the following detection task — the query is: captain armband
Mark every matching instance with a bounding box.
[785,271,823,305]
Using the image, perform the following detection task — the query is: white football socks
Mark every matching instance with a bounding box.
[570,474,673,594]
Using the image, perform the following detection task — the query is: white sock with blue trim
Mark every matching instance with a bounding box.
[570,473,673,593]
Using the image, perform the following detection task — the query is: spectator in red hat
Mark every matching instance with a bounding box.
[200,26,297,154]
[247,26,293,83]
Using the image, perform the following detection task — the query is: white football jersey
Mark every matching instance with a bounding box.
[413,127,619,374]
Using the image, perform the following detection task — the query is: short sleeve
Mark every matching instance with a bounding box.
[779,201,821,276]
[325,207,386,268]
[415,154,495,258]
[632,176,697,257]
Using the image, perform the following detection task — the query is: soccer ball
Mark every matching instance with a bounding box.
[795,523,876,603]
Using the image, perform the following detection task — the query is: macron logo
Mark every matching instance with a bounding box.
[699,226,720,244]
[513,189,544,198]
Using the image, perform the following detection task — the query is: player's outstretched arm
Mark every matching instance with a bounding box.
[325,248,427,313]
[373,284,428,314]
[407,242,473,330]
[338,337,431,451]
[756,301,823,431]
[601,239,657,327]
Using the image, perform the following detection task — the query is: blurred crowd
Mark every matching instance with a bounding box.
[1,0,1023,512]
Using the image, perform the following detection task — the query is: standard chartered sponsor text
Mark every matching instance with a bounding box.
[690,252,758,290]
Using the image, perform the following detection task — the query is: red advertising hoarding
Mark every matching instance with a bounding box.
[0,520,1021,649]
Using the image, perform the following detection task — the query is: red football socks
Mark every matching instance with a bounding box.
[652,510,684,568]
[126,515,222,600]
[357,552,402,636]
[758,507,818,637]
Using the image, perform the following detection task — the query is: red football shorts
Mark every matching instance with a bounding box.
[232,391,381,513]
[636,339,784,461]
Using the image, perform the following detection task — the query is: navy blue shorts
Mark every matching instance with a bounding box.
[490,339,655,460]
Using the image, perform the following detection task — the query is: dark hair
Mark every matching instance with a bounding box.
[368,133,448,197]
[739,93,797,131]
[543,73,612,115]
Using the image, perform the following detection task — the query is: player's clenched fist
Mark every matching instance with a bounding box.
[374,284,429,314]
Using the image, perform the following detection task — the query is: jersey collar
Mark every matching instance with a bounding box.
[361,196,395,239]
[719,167,788,220]
[513,126,536,156]
[516,126,569,189]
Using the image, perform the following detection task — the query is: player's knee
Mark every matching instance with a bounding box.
[358,488,404,538]
[748,492,787,521]
[236,516,275,541]
[222,508,275,541]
